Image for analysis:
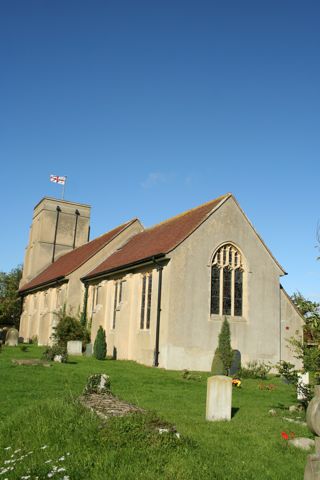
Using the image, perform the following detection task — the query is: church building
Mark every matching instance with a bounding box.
[19,193,303,371]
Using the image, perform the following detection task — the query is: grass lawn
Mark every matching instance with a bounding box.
[0,346,312,479]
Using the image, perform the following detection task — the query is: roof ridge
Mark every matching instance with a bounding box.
[80,218,138,247]
[144,193,230,232]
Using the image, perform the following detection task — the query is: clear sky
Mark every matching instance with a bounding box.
[1,1,319,300]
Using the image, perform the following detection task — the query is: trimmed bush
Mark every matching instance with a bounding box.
[211,349,224,375]
[94,326,107,360]
[53,314,89,348]
[218,318,232,375]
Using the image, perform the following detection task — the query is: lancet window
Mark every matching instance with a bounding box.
[210,244,243,317]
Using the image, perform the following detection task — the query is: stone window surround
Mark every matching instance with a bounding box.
[209,243,246,320]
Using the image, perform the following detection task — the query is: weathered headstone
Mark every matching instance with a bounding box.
[206,375,232,422]
[304,386,320,479]
[230,350,241,376]
[67,340,82,356]
[298,372,310,401]
[85,343,93,357]
[5,328,19,346]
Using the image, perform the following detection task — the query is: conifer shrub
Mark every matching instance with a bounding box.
[211,349,224,375]
[94,326,107,360]
[218,317,233,375]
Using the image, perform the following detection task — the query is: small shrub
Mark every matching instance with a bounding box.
[239,360,271,379]
[53,314,89,348]
[30,335,38,345]
[211,349,224,375]
[19,345,28,352]
[94,326,107,360]
[275,361,298,385]
[43,345,68,363]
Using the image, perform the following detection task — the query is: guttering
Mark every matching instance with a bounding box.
[19,276,66,296]
[81,253,166,284]
[152,256,164,367]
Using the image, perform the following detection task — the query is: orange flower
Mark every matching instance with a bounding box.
[281,432,289,441]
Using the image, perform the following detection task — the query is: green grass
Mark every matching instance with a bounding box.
[0,346,311,479]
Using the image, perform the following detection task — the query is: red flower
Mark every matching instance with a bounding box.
[281,432,289,441]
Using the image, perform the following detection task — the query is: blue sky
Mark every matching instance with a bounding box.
[1,1,319,300]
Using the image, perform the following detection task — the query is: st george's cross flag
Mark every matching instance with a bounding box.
[50,175,66,185]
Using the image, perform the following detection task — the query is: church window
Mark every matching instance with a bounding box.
[140,273,152,330]
[112,280,125,329]
[210,244,244,317]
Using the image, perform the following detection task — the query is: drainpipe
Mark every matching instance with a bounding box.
[73,209,80,249]
[52,206,61,263]
[152,256,163,367]
[87,226,91,242]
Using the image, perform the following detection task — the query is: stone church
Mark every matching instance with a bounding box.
[19,193,303,370]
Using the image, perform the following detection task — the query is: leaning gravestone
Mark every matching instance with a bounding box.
[206,375,232,422]
[67,340,82,356]
[304,385,320,479]
[5,328,19,346]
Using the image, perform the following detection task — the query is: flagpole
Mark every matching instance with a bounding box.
[62,176,67,200]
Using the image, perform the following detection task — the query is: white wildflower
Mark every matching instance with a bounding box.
[14,449,21,454]
[4,447,11,451]
[41,445,48,450]
[57,468,66,472]
[66,453,70,456]
[45,460,52,464]
[58,456,65,461]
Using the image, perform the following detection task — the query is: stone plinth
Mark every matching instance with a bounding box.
[67,340,82,356]
[206,375,232,422]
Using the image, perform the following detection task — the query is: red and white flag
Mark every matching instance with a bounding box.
[50,175,66,185]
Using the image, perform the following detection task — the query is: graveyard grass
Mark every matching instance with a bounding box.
[0,346,311,479]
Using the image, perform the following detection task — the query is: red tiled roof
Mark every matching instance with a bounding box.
[84,194,229,279]
[19,219,137,293]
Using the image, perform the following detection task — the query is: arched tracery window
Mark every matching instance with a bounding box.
[210,244,243,317]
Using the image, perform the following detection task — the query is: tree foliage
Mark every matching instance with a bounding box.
[0,265,22,328]
[94,326,107,360]
[291,291,320,342]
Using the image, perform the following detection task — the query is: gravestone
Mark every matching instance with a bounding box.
[206,375,232,422]
[298,372,310,401]
[230,350,241,376]
[67,340,82,356]
[5,328,19,346]
[85,343,93,357]
[304,385,320,479]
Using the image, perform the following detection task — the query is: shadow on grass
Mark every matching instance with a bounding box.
[231,407,240,418]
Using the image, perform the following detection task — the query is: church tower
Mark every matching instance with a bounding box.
[20,197,91,287]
